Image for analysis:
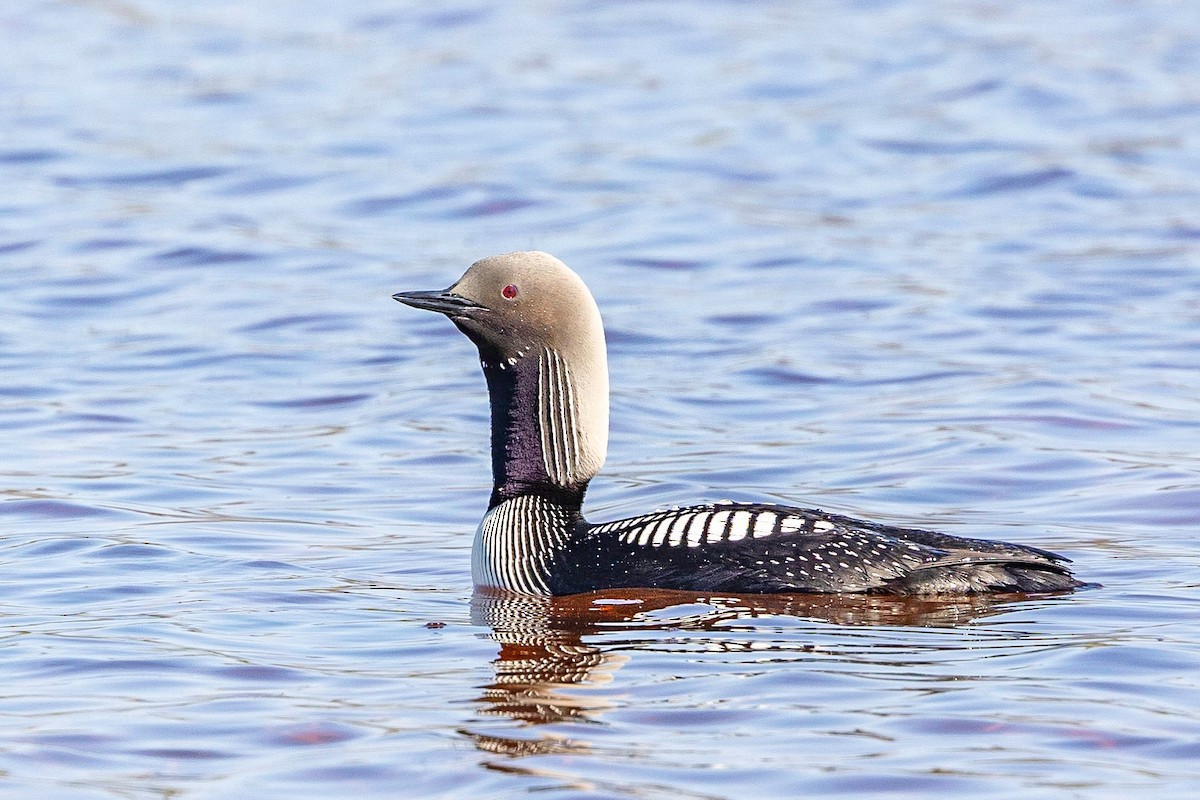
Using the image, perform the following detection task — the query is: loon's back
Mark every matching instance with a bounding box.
[477,498,1078,596]
[579,502,1075,595]
[395,251,1082,597]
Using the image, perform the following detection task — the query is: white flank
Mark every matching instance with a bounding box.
[659,515,683,546]
[667,514,693,546]
[752,513,777,539]
[778,517,806,534]
[700,509,732,545]
[725,511,754,542]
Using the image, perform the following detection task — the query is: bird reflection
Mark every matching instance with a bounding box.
[463,586,1035,757]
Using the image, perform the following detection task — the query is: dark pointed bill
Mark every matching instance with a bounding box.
[392,289,486,317]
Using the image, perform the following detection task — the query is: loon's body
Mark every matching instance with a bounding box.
[395,251,1080,596]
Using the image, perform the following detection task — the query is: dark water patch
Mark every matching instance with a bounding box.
[1028,290,1107,307]
[87,543,175,560]
[740,366,837,386]
[0,499,118,519]
[28,733,116,750]
[978,413,1137,432]
[244,589,345,606]
[89,583,165,598]
[972,304,1078,321]
[981,239,1038,255]
[455,197,540,217]
[190,89,253,106]
[677,465,795,487]
[30,287,170,316]
[356,352,406,367]
[282,483,368,498]
[0,148,63,165]
[340,185,472,216]
[632,155,774,183]
[59,412,139,426]
[266,722,362,746]
[1013,84,1076,113]
[353,12,408,31]
[345,183,543,220]
[243,560,298,570]
[253,393,372,410]
[217,171,322,196]
[319,140,393,158]
[1164,224,1200,240]
[854,369,982,386]
[35,658,194,678]
[618,256,709,272]
[931,77,1005,101]
[809,773,981,796]
[94,348,307,374]
[422,7,492,29]
[707,312,777,327]
[1095,486,1200,527]
[951,166,1075,197]
[289,763,409,783]
[744,80,827,100]
[671,393,765,409]
[1072,177,1125,199]
[1115,99,1200,123]
[555,177,633,192]
[625,705,762,727]
[215,665,307,683]
[1152,738,1200,761]
[72,237,146,252]
[54,165,230,188]
[0,384,55,399]
[238,313,356,334]
[810,297,894,313]
[745,254,824,270]
[39,270,124,288]
[133,747,237,761]
[151,246,264,267]
[12,537,98,556]
[1093,135,1182,164]
[864,138,1004,155]
[605,326,674,346]
[0,239,39,254]
[904,714,1168,753]
[140,345,209,359]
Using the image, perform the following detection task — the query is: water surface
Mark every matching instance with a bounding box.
[2,1,1200,798]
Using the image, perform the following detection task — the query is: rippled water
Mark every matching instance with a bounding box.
[3,1,1200,798]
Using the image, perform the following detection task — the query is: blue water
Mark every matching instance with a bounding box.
[3,1,1200,797]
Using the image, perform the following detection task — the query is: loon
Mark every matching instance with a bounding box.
[393,251,1081,596]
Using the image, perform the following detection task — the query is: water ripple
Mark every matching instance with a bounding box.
[2,2,1199,798]
[54,165,231,188]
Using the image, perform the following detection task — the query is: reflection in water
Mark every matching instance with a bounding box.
[463,587,1038,757]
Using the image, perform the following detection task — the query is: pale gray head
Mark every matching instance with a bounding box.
[394,251,609,501]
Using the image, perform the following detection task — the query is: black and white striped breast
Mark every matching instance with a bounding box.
[473,495,578,594]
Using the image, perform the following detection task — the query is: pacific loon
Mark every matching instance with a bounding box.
[394,251,1081,596]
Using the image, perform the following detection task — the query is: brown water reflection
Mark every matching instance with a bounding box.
[466,587,1039,744]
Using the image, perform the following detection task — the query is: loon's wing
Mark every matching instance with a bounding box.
[569,502,1077,595]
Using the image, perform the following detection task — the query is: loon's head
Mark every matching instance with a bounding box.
[394,251,609,495]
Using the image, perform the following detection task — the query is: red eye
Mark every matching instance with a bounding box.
[501,284,518,299]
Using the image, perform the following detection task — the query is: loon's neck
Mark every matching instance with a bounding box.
[478,343,607,512]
